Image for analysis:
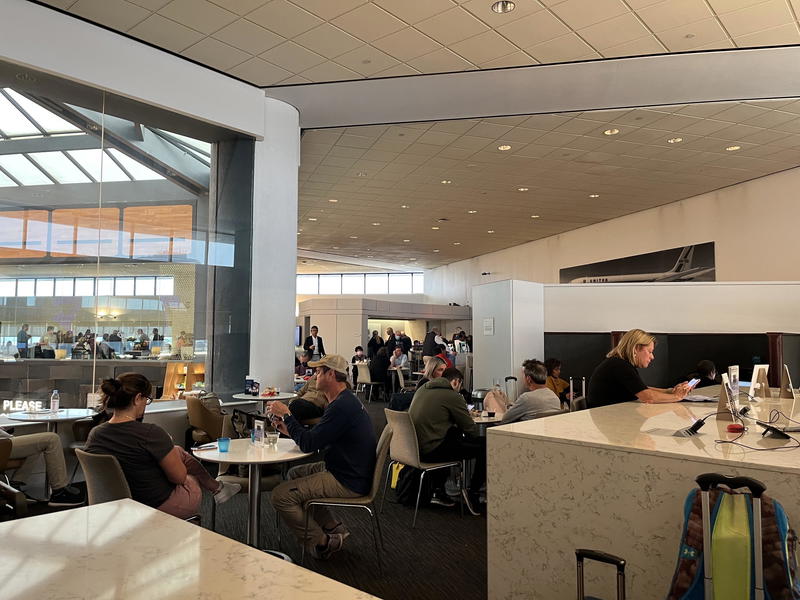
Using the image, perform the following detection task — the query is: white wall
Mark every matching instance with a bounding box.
[426,166,800,306]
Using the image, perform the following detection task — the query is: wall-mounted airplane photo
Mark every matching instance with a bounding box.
[559,242,716,284]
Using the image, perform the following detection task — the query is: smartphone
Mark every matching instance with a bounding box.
[687,378,701,389]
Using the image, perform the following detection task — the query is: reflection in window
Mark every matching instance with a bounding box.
[156,276,174,295]
[115,277,134,296]
[0,154,51,185]
[16,279,34,296]
[96,278,114,296]
[135,277,155,296]
[54,278,73,296]
[35,278,54,296]
[74,278,94,296]
[0,280,15,296]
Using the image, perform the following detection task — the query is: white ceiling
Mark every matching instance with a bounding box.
[37,0,800,86]
[298,98,800,269]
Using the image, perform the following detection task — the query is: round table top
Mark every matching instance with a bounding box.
[7,408,96,423]
[232,393,297,402]
[473,415,502,424]
[191,437,312,464]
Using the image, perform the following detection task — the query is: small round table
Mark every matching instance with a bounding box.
[6,408,96,434]
[192,437,311,548]
[232,392,297,403]
[473,415,502,425]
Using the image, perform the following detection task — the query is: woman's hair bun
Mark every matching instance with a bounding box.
[100,378,123,406]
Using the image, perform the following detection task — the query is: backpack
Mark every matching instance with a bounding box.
[667,485,800,599]
[394,465,433,507]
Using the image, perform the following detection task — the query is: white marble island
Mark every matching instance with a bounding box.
[487,398,800,599]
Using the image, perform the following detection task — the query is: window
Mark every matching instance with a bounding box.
[0,280,15,296]
[156,276,174,295]
[318,274,341,295]
[54,278,74,296]
[388,273,413,294]
[295,272,423,296]
[296,275,318,295]
[341,274,364,295]
[365,274,388,294]
[413,273,424,294]
[115,277,134,296]
[74,278,94,296]
[135,277,155,296]
[35,278,54,296]
[96,278,114,296]
[16,279,34,296]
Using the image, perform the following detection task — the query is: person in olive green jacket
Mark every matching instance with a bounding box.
[408,367,484,514]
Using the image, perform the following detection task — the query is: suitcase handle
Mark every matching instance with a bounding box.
[576,549,626,571]
[695,473,766,497]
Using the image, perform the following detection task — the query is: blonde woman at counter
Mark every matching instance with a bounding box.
[587,329,691,408]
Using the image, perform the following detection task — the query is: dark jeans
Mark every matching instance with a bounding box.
[420,427,486,493]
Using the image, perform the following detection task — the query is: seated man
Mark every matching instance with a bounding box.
[501,359,561,424]
[0,428,84,506]
[295,351,312,377]
[268,355,376,560]
[288,373,327,422]
[408,367,484,514]
[389,346,408,369]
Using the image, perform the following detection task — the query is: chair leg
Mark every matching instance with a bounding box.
[380,461,394,513]
[275,506,281,551]
[373,504,386,550]
[210,497,216,531]
[301,506,310,566]
[367,384,373,404]
[413,469,426,528]
[460,461,466,518]
[67,459,80,485]
[367,506,383,577]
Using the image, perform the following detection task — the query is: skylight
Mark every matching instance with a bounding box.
[28,152,91,184]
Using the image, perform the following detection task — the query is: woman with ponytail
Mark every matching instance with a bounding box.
[85,373,240,518]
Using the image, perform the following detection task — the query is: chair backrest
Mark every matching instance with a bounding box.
[367,425,393,501]
[357,365,374,385]
[0,437,12,471]
[186,396,223,440]
[571,395,587,411]
[72,418,95,442]
[75,449,132,505]
[535,408,569,419]
[384,409,422,468]
[396,368,406,389]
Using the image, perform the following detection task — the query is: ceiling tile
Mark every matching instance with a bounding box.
[247,0,323,37]
[416,7,490,45]
[159,0,237,34]
[228,57,291,85]
[372,28,442,61]
[374,63,422,77]
[212,19,284,55]
[496,10,571,47]
[626,0,668,7]
[450,30,520,64]
[71,0,149,31]
[260,41,326,72]
[207,0,267,14]
[466,122,515,138]
[129,0,171,9]
[710,103,768,122]
[374,0,456,24]
[744,108,799,128]
[717,0,793,37]
[580,13,653,48]
[656,18,729,51]
[734,22,800,46]
[298,60,362,82]
[128,13,204,52]
[600,34,666,56]
[527,32,600,62]
[38,0,78,8]
[706,0,774,14]
[332,3,407,43]
[294,23,364,58]
[183,37,251,70]
[690,38,736,50]
[407,48,475,73]
[550,0,630,30]
[637,0,714,32]
[289,0,368,20]
[478,51,537,69]
[460,0,544,27]
[334,45,400,76]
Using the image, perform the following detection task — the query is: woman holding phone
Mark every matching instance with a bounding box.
[587,329,691,408]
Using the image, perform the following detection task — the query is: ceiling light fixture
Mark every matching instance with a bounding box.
[531,215,540,219]
[726,145,741,151]
[431,226,440,230]
[409,258,417,261]
[498,144,512,151]
[589,194,600,198]
[517,187,528,192]
[433,249,440,253]
[308,217,317,221]
[328,198,338,203]
[332,246,339,249]
[453,242,461,246]
[468,210,477,214]
[491,1,516,14]
[403,239,411,243]
[604,128,620,136]
[667,137,683,144]
[356,171,367,177]
[441,179,452,184]
[349,235,358,239]
[487,230,495,234]
[401,204,409,208]
[371,222,381,226]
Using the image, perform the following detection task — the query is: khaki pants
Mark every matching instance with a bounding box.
[9,432,68,490]
[271,462,359,547]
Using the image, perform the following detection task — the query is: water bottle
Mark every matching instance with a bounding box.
[50,389,60,413]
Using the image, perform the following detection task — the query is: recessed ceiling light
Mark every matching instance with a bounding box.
[403,239,411,243]
[498,144,512,151]
[366,255,373,258]
[589,194,600,198]
[297,232,301,235]
[409,258,417,261]
[531,215,540,219]
[332,246,339,249]
[349,235,358,239]
[441,179,452,184]
[726,145,741,151]
[487,230,495,234]
[603,128,620,136]
[431,226,440,230]
[356,171,367,177]
[468,210,477,214]
[371,222,381,226]
[308,217,317,221]
[328,198,338,203]
[453,242,461,246]
[517,187,528,192]
[491,0,515,14]
[667,137,683,144]
[433,249,440,253]
[401,204,409,208]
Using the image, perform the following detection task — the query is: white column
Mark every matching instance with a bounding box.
[250,97,299,390]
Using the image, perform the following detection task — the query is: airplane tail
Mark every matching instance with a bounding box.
[670,246,694,273]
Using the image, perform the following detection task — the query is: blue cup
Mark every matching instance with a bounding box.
[217,437,231,452]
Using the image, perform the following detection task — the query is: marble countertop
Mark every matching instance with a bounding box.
[0,499,377,600]
[491,396,800,474]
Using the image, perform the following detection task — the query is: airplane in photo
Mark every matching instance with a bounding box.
[570,245,716,283]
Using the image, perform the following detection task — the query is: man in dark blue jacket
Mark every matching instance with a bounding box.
[268,354,376,560]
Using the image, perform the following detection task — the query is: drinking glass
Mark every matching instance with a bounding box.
[217,437,231,452]
[265,431,279,450]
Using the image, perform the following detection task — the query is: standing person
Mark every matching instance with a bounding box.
[16,324,31,357]
[385,328,397,354]
[151,328,163,342]
[85,373,240,518]
[369,347,391,401]
[367,330,384,359]
[501,360,561,424]
[544,358,571,403]
[303,325,325,361]
[399,331,412,354]
[422,328,442,357]
[587,329,690,408]
[268,355,377,560]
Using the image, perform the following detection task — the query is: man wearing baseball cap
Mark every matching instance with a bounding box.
[268,354,377,560]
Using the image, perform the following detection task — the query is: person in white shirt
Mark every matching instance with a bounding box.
[303,326,325,361]
[389,346,408,369]
[500,359,561,424]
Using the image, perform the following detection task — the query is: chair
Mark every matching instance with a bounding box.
[186,395,224,444]
[534,408,569,419]
[0,437,25,486]
[301,425,392,573]
[67,418,94,484]
[0,479,27,519]
[382,409,464,528]
[395,368,416,393]
[571,395,588,411]
[357,366,381,403]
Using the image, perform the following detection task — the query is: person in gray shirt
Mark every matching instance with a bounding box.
[501,359,561,424]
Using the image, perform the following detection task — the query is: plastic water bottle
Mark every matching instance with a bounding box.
[50,389,60,413]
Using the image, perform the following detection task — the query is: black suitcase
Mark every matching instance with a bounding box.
[576,549,626,600]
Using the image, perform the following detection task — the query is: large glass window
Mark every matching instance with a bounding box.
[296,272,424,296]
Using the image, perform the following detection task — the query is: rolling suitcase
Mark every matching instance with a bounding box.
[576,549,626,600]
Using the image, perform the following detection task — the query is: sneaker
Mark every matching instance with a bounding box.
[319,532,345,560]
[48,485,85,507]
[214,481,242,505]
[323,521,350,540]
[461,489,480,516]
[430,493,456,508]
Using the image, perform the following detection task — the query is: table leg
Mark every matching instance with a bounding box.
[247,464,261,547]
